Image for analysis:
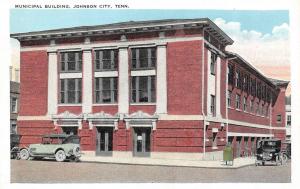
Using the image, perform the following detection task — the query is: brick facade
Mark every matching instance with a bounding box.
[13,18,288,160]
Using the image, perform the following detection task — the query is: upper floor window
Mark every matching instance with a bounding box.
[60,78,82,104]
[210,95,216,116]
[235,94,241,109]
[131,76,156,103]
[243,97,247,112]
[227,90,232,107]
[11,97,17,113]
[235,70,241,88]
[250,99,254,113]
[210,52,217,75]
[287,115,291,126]
[277,114,282,123]
[60,52,82,72]
[251,78,256,96]
[131,48,156,70]
[227,64,234,85]
[255,102,259,115]
[94,49,118,71]
[94,77,118,103]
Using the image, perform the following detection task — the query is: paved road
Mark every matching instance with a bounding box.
[11,159,291,183]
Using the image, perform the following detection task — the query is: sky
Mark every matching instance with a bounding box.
[10,9,290,94]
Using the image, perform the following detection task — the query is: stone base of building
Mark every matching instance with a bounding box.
[82,150,223,161]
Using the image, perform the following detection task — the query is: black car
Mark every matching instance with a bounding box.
[255,139,287,166]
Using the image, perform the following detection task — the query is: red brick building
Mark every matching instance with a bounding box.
[11,18,288,160]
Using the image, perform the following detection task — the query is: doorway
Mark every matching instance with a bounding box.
[96,127,113,156]
[133,127,151,157]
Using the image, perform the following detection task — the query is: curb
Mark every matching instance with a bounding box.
[79,159,255,169]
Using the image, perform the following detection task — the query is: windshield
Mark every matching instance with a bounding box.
[262,141,280,149]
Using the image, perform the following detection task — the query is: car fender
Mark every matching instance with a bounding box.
[54,148,65,155]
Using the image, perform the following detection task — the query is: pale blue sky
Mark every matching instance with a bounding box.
[10,9,289,34]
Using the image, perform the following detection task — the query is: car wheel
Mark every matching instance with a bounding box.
[281,153,288,165]
[55,150,66,162]
[20,149,29,160]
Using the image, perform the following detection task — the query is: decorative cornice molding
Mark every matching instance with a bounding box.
[85,111,120,130]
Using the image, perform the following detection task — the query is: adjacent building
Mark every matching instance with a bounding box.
[11,18,288,160]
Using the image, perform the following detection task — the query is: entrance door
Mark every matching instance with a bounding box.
[133,127,151,157]
[96,127,113,156]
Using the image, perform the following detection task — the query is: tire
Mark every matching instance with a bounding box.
[281,153,288,165]
[20,149,30,160]
[55,150,66,162]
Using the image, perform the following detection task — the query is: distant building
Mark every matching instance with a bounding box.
[10,81,20,134]
[11,18,289,161]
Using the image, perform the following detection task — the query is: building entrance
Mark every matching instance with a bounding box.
[133,127,151,157]
[96,127,113,156]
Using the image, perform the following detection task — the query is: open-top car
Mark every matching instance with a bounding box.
[19,134,81,162]
[255,138,287,166]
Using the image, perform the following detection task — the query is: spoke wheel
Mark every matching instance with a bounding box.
[20,149,29,160]
[281,153,288,165]
[55,150,66,162]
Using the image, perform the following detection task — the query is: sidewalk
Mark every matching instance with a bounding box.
[80,155,256,169]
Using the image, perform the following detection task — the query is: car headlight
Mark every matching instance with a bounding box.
[269,154,273,157]
[72,146,80,156]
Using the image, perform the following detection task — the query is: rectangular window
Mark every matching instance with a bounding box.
[250,99,254,113]
[11,97,17,113]
[235,94,241,109]
[131,48,156,70]
[210,52,217,75]
[287,115,291,126]
[94,49,118,71]
[94,77,118,103]
[235,70,241,88]
[60,78,82,104]
[60,52,82,72]
[131,76,156,103]
[243,97,247,112]
[227,90,232,107]
[277,114,282,123]
[255,102,259,115]
[10,122,17,134]
[227,64,234,85]
[212,132,218,148]
[210,95,216,116]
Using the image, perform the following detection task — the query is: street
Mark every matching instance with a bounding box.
[11,159,291,183]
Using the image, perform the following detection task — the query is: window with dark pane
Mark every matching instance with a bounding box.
[94,77,118,103]
[60,78,82,104]
[131,76,156,103]
[131,48,156,70]
[94,49,118,71]
[60,52,82,72]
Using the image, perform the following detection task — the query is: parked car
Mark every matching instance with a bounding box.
[10,133,20,159]
[282,140,291,159]
[255,139,287,166]
[19,134,81,162]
